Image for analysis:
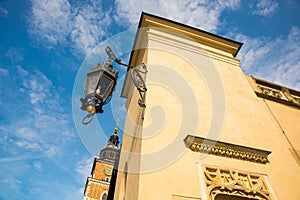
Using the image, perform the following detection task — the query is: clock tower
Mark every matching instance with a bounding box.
[83,126,120,200]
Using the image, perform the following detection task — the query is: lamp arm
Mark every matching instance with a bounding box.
[114,59,133,68]
[106,46,134,69]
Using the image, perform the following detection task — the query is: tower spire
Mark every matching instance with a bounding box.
[107,121,119,148]
[114,121,118,134]
[83,123,120,199]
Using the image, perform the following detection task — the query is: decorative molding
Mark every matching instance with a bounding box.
[142,13,242,57]
[250,76,300,109]
[147,29,241,67]
[291,94,300,104]
[202,165,274,200]
[184,135,271,164]
[87,177,110,186]
[257,85,287,100]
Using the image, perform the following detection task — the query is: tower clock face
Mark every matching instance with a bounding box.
[104,166,113,176]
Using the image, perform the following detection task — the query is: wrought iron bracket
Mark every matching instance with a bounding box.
[105,46,148,108]
[130,63,148,108]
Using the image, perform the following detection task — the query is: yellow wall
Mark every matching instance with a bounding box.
[115,14,300,200]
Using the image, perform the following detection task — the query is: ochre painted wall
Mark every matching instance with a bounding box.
[115,14,300,200]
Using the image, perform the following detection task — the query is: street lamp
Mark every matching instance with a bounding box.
[80,46,147,125]
[80,47,119,125]
[80,46,148,200]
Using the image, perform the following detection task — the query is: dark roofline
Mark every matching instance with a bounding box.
[128,12,243,68]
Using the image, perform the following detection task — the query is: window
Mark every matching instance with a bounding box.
[101,193,108,200]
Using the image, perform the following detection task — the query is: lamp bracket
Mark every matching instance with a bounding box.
[130,63,147,108]
[106,46,148,108]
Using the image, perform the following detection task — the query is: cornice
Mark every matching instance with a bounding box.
[139,12,242,57]
[147,29,241,67]
[184,135,271,164]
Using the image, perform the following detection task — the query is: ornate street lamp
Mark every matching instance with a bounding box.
[80,47,119,125]
[80,46,147,125]
[80,46,148,200]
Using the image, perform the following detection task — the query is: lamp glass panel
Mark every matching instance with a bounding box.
[97,74,113,99]
[85,71,100,96]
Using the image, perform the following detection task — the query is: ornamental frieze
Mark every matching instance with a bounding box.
[184,135,271,164]
[249,76,300,109]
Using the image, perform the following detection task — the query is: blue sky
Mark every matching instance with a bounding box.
[0,0,299,199]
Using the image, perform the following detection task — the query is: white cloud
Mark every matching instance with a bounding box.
[16,65,29,76]
[217,0,240,10]
[70,3,112,55]
[249,0,279,17]
[74,157,94,183]
[28,0,72,47]
[0,154,48,163]
[0,7,9,17]
[114,0,241,32]
[236,27,300,90]
[15,141,41,150]
[0,178,22,184]
[16,127,39,141]
[0,67,9,75]
[0,67,76,159]
[20,68,52,105]
[4,48,24,62]
[28,0,112,55]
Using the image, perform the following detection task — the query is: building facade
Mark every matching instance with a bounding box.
[83,126,120,200]
[113,13,300,200]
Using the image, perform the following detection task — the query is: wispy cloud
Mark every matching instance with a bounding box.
[0,66,76,159]
[0,7,9,18]
[28,0,112,55]
[236,27,300,90]
[28,0,72,47]
[4,48,24,62]
[74,157,94,183]
[249,0,279,17]
[0,157,85,199]
[0,68,9,75]
[0,154,48,163]
[70,2,112,56]
[21,69,52,105]
[114,0,241,32]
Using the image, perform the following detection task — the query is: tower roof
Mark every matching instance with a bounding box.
[98,124,120,164]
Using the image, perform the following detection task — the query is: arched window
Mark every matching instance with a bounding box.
[101,192,108,200]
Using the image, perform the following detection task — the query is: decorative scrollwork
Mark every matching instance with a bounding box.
[203,165,273,200]
[130,63,148,108]
[257,85,286,100]
[252,77,300,109]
